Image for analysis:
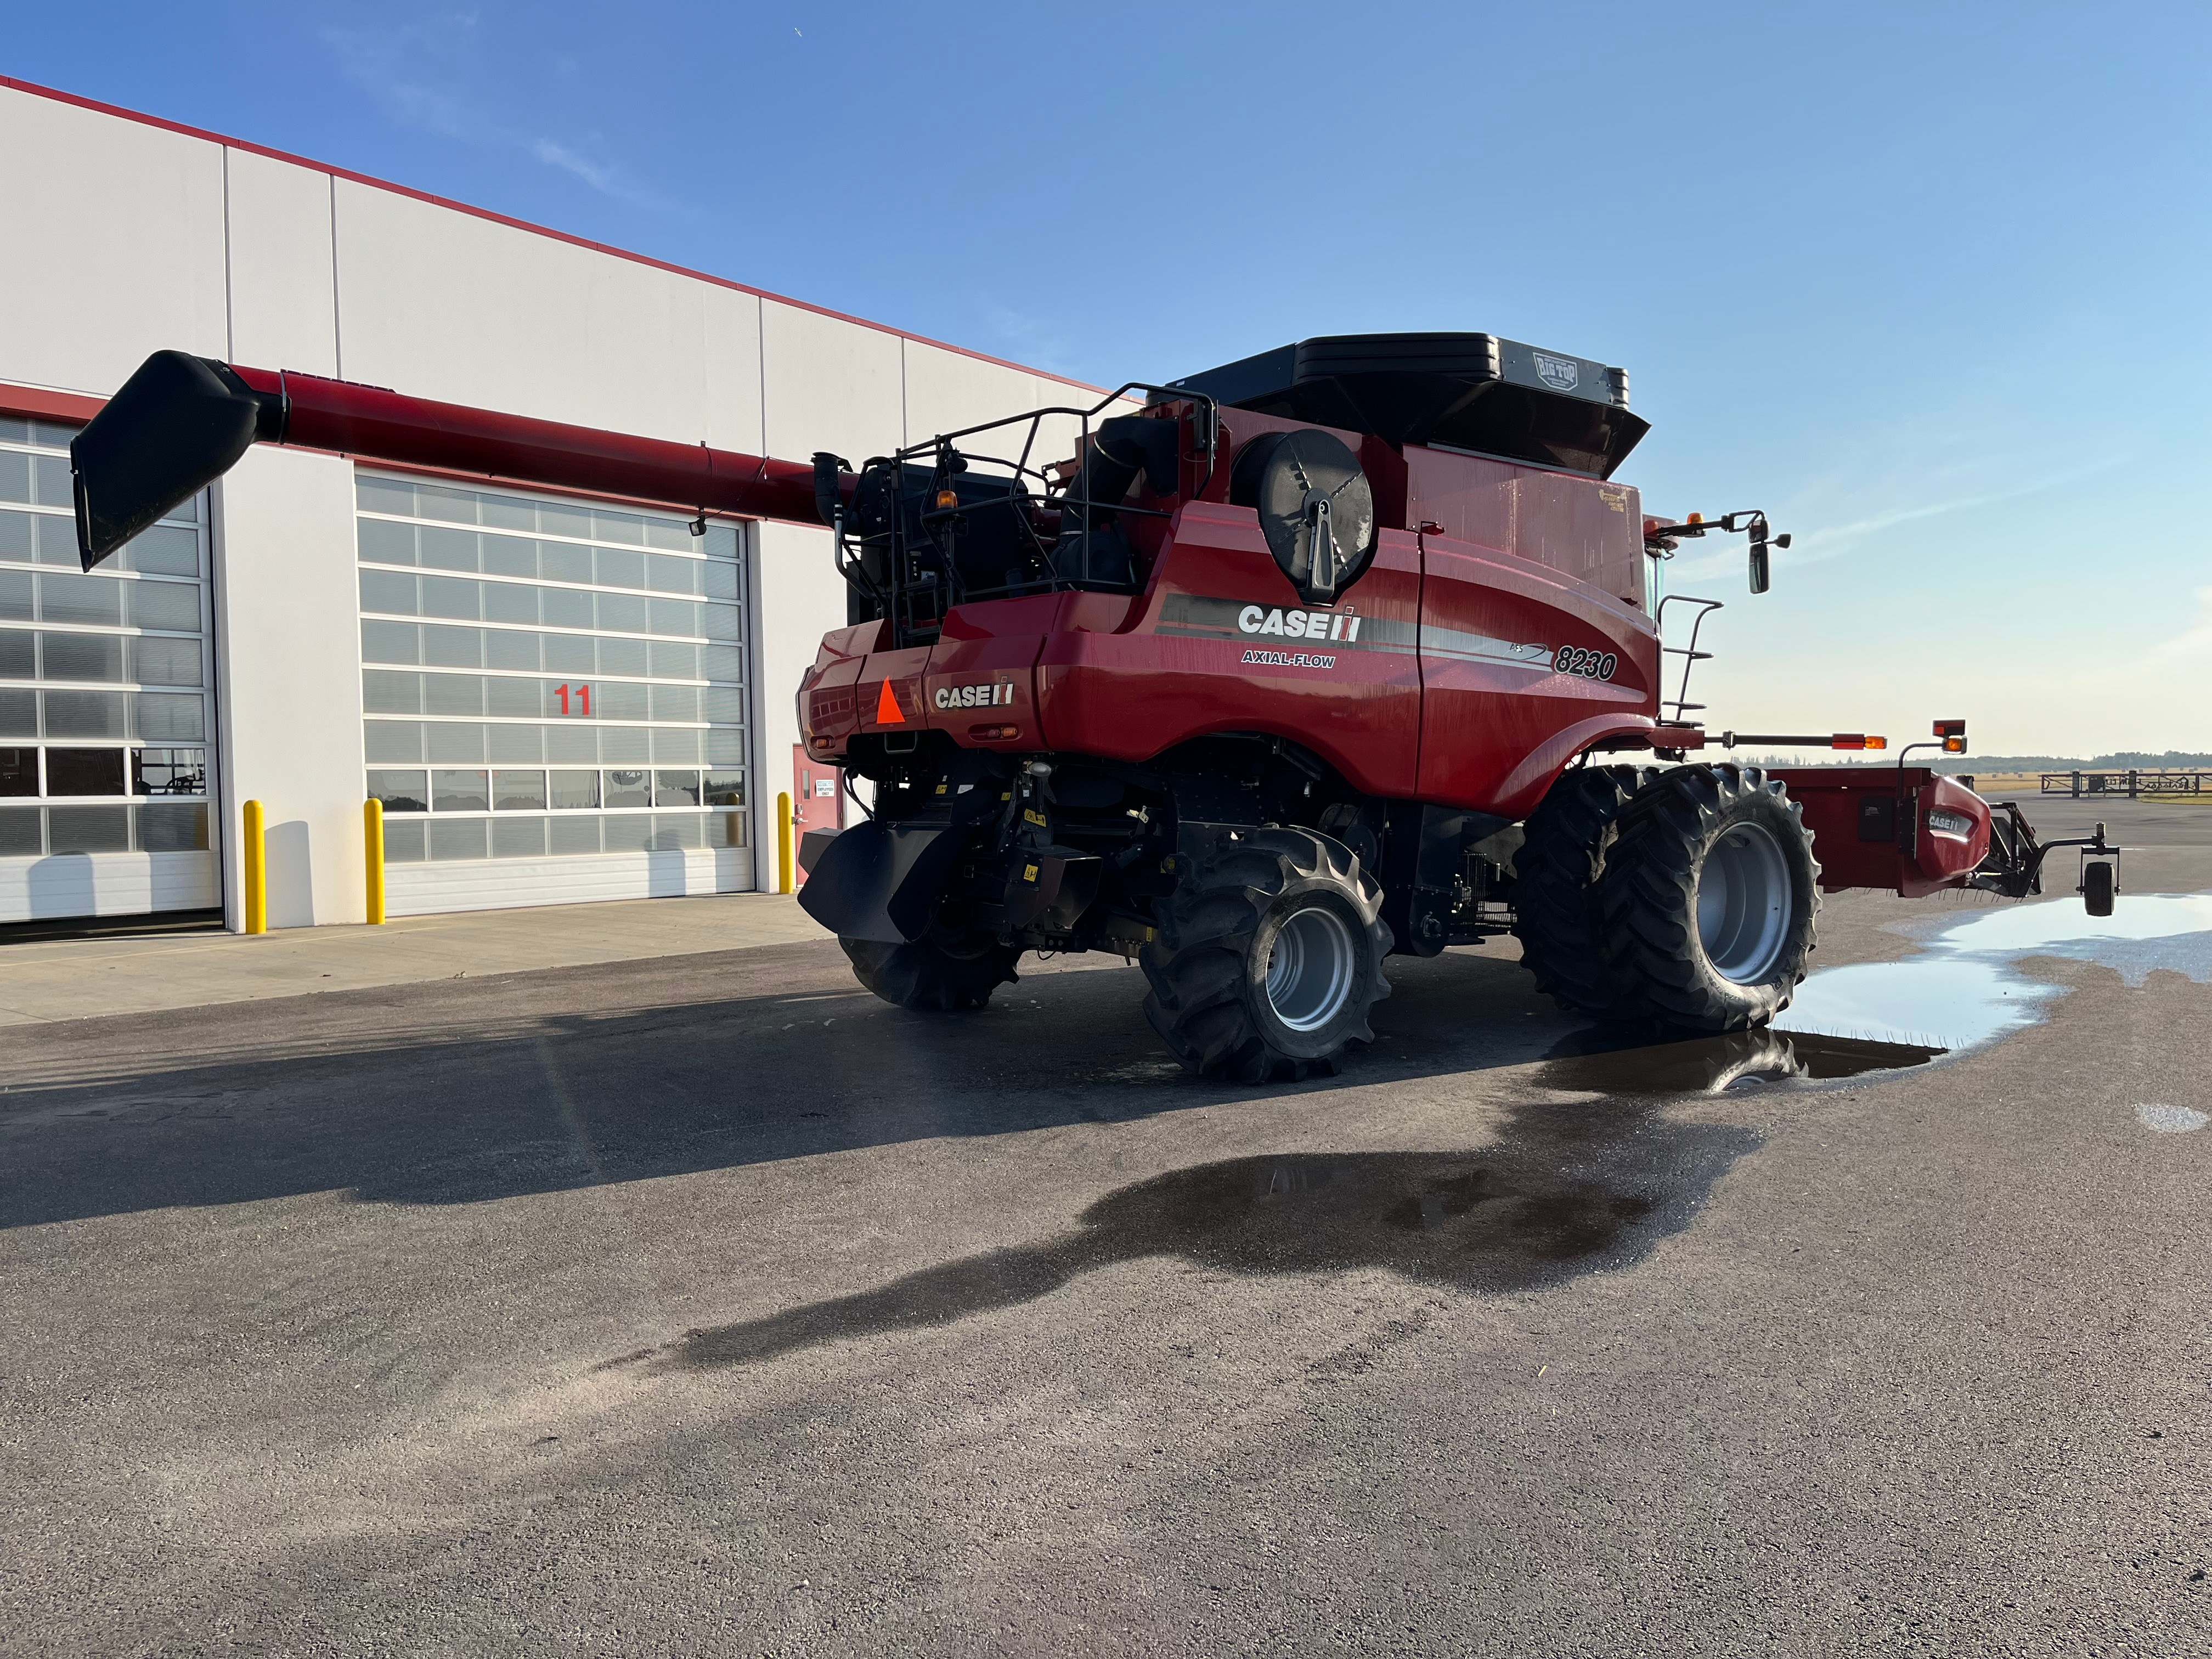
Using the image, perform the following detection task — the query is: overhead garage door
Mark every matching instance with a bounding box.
[355,471,753,915]
[0,416,218,924]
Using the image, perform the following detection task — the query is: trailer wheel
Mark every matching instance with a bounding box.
[1593,764,1820,1034]
[2082,860,2115,917]
[1140,827,1391,1082]
[1512,764,1660,1017]
[841,932,1022,1012]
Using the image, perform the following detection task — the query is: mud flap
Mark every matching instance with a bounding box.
[796,820,968,944]
[797,826,840,876]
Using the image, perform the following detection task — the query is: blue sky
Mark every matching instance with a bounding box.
[10,2,2208,755]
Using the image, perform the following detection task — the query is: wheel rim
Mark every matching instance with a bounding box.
[1695,820,1793,984]
[1265,903,1358,1032]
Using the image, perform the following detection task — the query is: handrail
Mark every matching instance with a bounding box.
[1655,595,1725,725]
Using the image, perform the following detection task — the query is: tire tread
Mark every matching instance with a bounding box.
[1139,826,1391,1082]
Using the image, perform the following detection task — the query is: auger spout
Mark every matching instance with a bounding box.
[70,350,837,569]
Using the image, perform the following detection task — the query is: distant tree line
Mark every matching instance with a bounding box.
[1928,751,2212,773]
[1737,751,2212,772]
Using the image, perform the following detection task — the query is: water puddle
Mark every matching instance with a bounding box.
[2137,1103,2209,1134]
[1541,894,2212,1098]
[1775,894,2212,1052]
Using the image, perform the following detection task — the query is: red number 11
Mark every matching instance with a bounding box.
[554,683,592,716]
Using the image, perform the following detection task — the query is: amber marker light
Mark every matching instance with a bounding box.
[1865,736,1888,750]
[936,488,959,509]
[970,724,1020,741]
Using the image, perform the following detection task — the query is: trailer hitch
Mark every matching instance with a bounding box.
[1969,811,2122,915]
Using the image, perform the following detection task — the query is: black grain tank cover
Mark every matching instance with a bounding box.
[1169,332,1649,479]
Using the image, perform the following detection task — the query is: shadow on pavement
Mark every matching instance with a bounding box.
[0,944,1492,1227]
[616,1086,1762,1372]
[0,941,1931,1233]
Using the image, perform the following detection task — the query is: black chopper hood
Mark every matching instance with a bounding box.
[1169,331,1648,479]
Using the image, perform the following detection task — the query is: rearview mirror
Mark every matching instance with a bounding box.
[1748,537,1771,594]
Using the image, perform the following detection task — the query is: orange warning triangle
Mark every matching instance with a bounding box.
[874,680,905,725]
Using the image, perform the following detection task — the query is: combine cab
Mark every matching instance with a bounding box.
[69,332,2106,1081]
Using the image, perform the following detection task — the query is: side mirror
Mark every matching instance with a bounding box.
[1748,537,1771,594]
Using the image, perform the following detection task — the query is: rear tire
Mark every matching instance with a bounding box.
[842,932,1021,1011]
[1141,827,1391,1082]
[1593,764,1820,1033]
[1513,764,1660,1017]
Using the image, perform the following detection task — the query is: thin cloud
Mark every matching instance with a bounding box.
[529,138,619,194]
[321,16,684,214]
[1667,455,2129,582]
[981,302,1079,377]
[2145,584,2212,668]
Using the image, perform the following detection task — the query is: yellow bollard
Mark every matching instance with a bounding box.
[776,791,794,894]
[364,798,386,924]
[241,798,267,935]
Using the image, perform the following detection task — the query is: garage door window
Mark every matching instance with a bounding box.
[0,416,214,866]
[356,472,749,861]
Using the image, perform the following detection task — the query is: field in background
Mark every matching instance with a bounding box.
[1962,772,2040,797]
[1974,770,2211,804]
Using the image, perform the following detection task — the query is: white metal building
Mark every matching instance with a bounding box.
[0,76,1097,932]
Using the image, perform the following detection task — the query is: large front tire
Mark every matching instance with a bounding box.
[1593,764,1820,1033]
[1512,764,1659,1018]
[1140,827,1391,1082]
[842,933,1021,1011]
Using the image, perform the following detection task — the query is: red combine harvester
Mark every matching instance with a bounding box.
[70,338,2119,1080]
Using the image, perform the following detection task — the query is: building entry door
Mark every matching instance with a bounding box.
[791,744,844,882]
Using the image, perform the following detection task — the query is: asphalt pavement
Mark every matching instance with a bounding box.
[3,796,2208,1656]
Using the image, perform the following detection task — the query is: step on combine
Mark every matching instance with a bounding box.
[70,335,2119,1080]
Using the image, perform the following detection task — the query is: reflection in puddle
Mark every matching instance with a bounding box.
[1776,894,2212,1052]
[1543,1028,1939,1097]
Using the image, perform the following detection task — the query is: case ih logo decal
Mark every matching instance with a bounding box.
[1237,604,1364,643]
[934,681,1015,710]
[1532,352,1580,392]
[1152,593,1586,677]
[1155,592,1399,649]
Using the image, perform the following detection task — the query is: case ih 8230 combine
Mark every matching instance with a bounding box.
[71,334,2115,1080]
